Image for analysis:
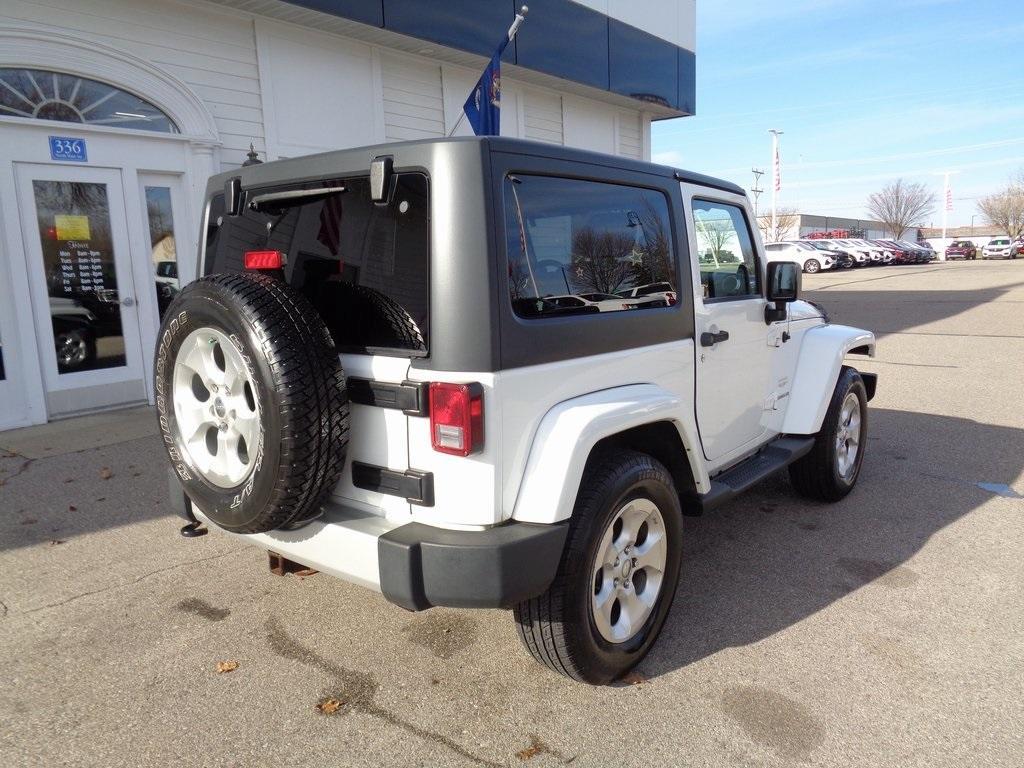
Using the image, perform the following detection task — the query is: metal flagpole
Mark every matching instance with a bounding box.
[448,6,529,137]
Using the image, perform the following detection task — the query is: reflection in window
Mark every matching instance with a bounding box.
[145,186,179,319]
[504,175,677,318]
[0,68,178,133]
[692,200,760,300]
[32,180,126,373]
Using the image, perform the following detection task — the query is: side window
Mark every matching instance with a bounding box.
[692,199,760,301]
[504,175,677,318]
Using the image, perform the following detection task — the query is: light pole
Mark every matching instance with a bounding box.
[769,129,784,237]
[970,214,977,235]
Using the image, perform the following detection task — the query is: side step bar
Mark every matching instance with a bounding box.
[694,436,815,513]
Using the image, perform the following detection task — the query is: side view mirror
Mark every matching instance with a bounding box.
[765,260,800,324]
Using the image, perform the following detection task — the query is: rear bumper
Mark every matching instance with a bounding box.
[169,469,568,611]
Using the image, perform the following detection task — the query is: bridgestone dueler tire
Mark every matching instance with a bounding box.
[514,451,683,685]
[789,366,867,502]
[155,272,349,533]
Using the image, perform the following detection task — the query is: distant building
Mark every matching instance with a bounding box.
[919,225,1002,240]
[794,214,920,242]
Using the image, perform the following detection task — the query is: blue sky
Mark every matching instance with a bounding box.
[651,0,1024,227]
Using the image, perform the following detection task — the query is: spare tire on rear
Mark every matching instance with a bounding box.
[155,272,349,533]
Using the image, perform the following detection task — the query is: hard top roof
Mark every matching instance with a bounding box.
[210,136,744,197]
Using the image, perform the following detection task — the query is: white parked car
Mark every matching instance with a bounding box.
[159,138,877,685]
[764,241,834,273]
[982,238,1016,259]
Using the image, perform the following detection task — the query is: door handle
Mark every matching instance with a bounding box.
[120,296,135,308]
[700,330,729,347]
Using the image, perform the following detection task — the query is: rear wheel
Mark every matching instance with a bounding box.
[803,259,821,274]
[514,451,683,684]
[789,366,867,502]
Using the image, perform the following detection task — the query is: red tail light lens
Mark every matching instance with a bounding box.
[244,250,284,270]
[429,382,483,456]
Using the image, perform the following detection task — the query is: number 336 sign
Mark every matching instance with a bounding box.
[48,136,88,162]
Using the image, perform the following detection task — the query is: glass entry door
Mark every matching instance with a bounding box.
[15,164,146,417]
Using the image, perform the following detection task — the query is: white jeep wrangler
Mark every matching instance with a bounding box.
[158,137,876,685]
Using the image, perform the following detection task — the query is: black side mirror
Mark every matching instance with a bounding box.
[765,260,800,323]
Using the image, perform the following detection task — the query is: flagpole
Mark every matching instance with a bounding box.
[448,5,529,137]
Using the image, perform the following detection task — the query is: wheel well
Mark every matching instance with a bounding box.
[590,421,699,514]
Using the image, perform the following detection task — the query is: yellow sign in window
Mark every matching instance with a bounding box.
[54,214,91,241]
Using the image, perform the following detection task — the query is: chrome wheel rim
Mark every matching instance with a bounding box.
[56,332,87,367]
[591,498,667,644]
[835,393,862,481]
[172,327,260,488]
[805,260,819,273]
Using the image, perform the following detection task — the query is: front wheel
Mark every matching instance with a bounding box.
[514,451,683,684]
[789,366,868,502]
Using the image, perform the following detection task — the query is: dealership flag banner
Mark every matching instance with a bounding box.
[946,186,953,212]
[773,141,782,192]
[460,6,528,136]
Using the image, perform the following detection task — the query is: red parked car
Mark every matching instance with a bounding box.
[945,240,977,260]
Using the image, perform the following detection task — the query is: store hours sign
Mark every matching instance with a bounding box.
[48,136,88,162]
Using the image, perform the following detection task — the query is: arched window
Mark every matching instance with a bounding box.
[0,67,179,133]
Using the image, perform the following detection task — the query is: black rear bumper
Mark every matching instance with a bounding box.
[378,520,569,611]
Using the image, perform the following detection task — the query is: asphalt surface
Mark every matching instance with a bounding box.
[1,259,1022,767]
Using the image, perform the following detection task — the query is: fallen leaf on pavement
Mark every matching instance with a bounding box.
[21,518,37,525]
[621,671,648,685]
[316,697,344,714]
[68,505,77,512]
[99,467,113,480]
[516,737,543,761]
[49,539,65,546]
[216,660,239,674]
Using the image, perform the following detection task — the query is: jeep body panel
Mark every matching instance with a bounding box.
[781,324,876,435]
[511,382,706,525]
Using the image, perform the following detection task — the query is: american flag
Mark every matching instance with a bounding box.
[317,192,344,256]
[945,187,953,212]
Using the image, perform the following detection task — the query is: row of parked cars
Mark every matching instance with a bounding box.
[764,238,937,273]
[944,237,1023,260]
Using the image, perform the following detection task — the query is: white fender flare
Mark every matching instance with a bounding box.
[511,384,708,525]
[781,324,875,435]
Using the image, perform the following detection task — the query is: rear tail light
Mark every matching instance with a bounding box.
[244,250,284,270]
[429,382,483,456]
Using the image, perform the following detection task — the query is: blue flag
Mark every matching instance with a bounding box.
[463,39,510,136]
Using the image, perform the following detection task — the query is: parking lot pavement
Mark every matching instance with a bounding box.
[1,260,1022,767]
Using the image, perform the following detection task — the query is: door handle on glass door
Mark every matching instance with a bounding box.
[700,330,729,347]
[120,296,135,307]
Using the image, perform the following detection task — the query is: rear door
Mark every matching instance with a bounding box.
[202,173,431,522]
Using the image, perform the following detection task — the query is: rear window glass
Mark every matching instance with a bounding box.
[503,174,677,318]
[204,174,429,356]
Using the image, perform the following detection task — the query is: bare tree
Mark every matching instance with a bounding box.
[865,179,935,239]
[756,207,799,242]
[978,170,1024,239]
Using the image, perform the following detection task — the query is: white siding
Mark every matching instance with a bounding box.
[523,90,563,145]
[562,96,615,154]
[618,110,642,159]
[255,20,379,157]
[0,0,265,167]
[381,54,444,142]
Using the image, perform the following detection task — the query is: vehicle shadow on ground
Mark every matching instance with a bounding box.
[642,407,1023,677]
[805,274,1024,341]
[0,436,171,552]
